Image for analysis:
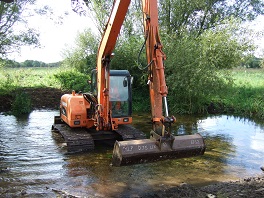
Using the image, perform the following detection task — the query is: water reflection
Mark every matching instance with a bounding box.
[0,111,264,197]
[199,115,264,176]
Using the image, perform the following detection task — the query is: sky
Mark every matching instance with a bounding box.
[9,0,96,63]
[249,15,264,58]
[8,0,264,63]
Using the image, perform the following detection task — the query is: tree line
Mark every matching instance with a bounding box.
[1,58,61,68]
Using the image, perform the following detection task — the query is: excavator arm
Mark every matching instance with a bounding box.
[110,0,205,166]
[95,0,131,131]
[95,0,175,134]
[142,0,175,135]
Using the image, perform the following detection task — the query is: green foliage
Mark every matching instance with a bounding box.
[261,59,264,68]
[85,0,114,34]
[0,0,40,57]
[158,0,264,36]
[62,29,98,73]
[0,67,61,94]
[0,58,61,68]
[242,56,263,68]
[111,36,146,85]
[163,19,253,114]
[54,69,90,92]
[132,90,150,112]
[215,69,264,118]
[11,92,32,116]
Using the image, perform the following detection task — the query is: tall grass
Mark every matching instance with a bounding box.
[215,68,264,118]
[0,67,61,94]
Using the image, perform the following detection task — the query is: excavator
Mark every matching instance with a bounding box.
[2,0,205,166]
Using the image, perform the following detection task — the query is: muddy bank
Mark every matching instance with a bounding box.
[0,87,65,112]
[136,175,264,198]
[45,175,264,197]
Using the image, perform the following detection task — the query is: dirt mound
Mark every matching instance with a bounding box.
[0,87,66,112]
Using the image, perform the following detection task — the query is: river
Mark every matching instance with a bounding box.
[0,110,263,197]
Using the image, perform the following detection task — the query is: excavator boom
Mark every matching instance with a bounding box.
[111,0,205,166]
[96,0,131,131]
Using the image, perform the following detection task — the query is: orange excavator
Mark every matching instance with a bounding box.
[2,0,205,166]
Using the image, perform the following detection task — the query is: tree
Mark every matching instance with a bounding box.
[159,0,264,36]
[243,56,263,68]
[163,18,255,113]
[0,0,41,57]
[62,28,99,73]
[84,0,142,37]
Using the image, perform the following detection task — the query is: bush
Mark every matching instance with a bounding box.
[54,70,90,92]
[11,92,32,116]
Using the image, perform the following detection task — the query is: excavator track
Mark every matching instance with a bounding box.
[115,125,146,140]
[52,117,146,153]
[52,117,95,153]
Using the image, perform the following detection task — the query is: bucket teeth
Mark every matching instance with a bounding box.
[112,133,205,166]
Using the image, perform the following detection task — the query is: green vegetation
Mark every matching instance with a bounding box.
[0,0,40,57]
[1,66,263,119]
[0,67,91,94]
[242,56,263,68]
[132,68,264,119]
[11,92,32,116]
[0,59,61,68]
[215,68,264,118]
[53,69,90,92]
[0,67,61,94]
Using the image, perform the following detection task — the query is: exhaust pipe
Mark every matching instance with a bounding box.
[112,133,205,166]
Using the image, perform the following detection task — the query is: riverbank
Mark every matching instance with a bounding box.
[136,175,264,198]
[0,87,65,112]
[47,174,264,197]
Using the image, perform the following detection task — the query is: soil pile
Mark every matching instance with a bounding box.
[0,87,66,112]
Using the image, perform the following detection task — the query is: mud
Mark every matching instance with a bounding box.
[0,87,264,197]
[138,176,264,198]
[0,87,65,112]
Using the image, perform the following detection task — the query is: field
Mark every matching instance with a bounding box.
[216,68,264,118]
[0,67,263,118]
[0,67,61,93]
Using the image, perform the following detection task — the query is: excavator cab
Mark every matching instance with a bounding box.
[91,69,133,126]
[109,70,132,119]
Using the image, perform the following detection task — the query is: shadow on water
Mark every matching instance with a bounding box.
[0,110,264,197]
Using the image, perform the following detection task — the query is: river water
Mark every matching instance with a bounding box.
[0,110,264,197]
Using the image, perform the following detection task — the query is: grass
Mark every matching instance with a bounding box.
[215,68,264,118]
[0,67,61,94]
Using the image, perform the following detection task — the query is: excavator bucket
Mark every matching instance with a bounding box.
[112,133,205,166]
